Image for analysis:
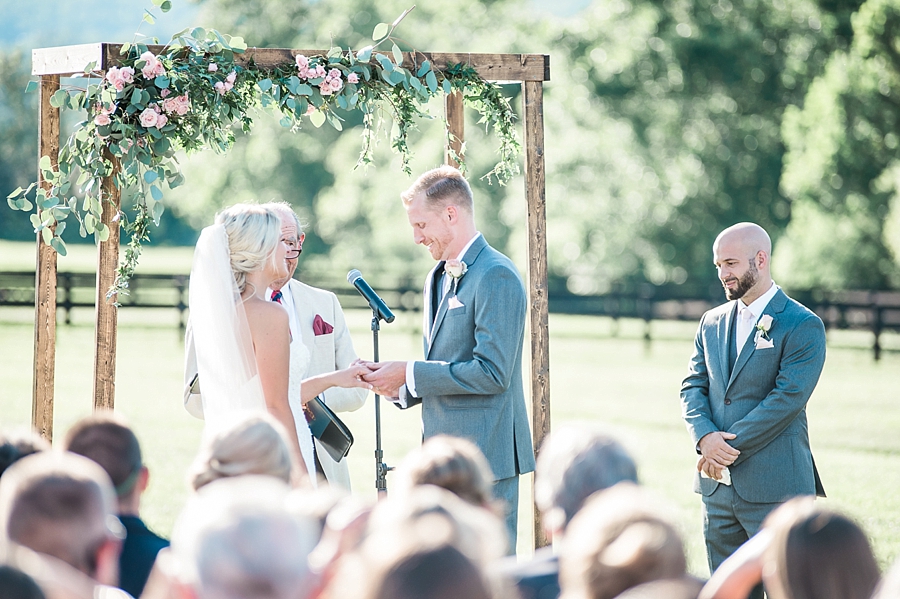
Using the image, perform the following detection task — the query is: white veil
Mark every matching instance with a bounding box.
[189,224,267,428]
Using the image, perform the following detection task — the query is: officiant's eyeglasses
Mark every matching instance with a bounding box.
[285,245,302,259]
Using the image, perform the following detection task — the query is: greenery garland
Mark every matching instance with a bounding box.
[6,6,521,300]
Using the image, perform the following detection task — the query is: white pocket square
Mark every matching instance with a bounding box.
[755,337,774,349]
[448,296,464,310]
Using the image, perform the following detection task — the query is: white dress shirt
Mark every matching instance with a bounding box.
[735,281,778,358]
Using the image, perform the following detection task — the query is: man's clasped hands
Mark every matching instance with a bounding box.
[697,431,740,481]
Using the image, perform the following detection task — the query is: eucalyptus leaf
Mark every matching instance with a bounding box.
[42,228,52,244]
[296,83,313,95]
[154,75,170,88]
[150,185,163,201]
[309,110,326,128]
[97,223,110,242]
[417,61,431,77]
[160,0,171,12]
[152,201,165,224]
[356,46,373,63]
[257,78,273,92]
[279,116,292,128]
[392,43,403,65]
[50,237,67,256]
[143,170,158,183]
[376,54,394,72]
[426,70,438,92]
[25,80,38,93]
[372,23,389,40]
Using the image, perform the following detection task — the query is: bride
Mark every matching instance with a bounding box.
[189,203,371,481]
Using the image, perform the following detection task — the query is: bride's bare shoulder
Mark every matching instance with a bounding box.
[243,297,289,331]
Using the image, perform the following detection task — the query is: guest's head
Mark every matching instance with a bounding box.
[215,203,286,293]
[534,425,638,538]
[761,498,880,599]
[170,475,318,599]
[612,576,703,599]
[396,435,495,508]
[713,222,773,303]
[559,484,686,599]
[0,429,50,479]
[189,414,296,490]
[366,543,492,599]
[62,412,146,516]
[262,202,304,290]
[0,452,123,587]
[401,166,477,261]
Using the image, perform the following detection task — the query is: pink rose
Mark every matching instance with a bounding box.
[214,81,226,95]
[329,78,343,92]
[208,63,218,72]
[226,71,237,84]
[347,73,359,84]
[175,94,190,115]
[156,113,168,128]
[140,52,165,79]
[319,84,332,96]
[295,54,309,70]
[163,97,178,114]
[105,67,125,91]
[305,104,316,116]
[119,67,135,84]
[139,107,159,128]
[315,65,326,78]
[328,68,342,79]
[94,113,111,127]
[160,88,171,98]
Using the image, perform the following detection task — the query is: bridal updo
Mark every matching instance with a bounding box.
[215,204,281,293]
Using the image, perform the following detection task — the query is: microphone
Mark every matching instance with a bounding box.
[347,269,395,323]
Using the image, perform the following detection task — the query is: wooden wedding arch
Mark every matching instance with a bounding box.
[29,43,551,545]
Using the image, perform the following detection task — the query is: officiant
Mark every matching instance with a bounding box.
[184,201,367,489]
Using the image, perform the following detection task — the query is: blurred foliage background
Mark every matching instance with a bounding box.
[1,0,899,292]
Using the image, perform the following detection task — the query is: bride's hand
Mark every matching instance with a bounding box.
[336,364,375,390]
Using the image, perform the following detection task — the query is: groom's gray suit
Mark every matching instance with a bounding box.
[681,288,826,575]
[402,233,536,542]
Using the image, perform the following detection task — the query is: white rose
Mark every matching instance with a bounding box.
[139,107,159,128]
[757,314,773,332]
[445,259,468,278]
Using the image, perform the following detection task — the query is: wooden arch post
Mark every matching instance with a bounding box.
[31,43,550,546]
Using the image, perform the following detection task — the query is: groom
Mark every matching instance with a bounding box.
[681,222,826,591]
[364,166,536,550]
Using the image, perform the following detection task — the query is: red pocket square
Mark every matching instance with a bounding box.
[313,314,334,336]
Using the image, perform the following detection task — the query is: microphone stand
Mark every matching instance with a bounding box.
[371,311,393,496]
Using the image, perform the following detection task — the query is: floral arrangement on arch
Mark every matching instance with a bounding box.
[7,5,521,299]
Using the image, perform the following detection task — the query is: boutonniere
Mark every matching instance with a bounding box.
[755,314,774,340]
[445,259,468,295]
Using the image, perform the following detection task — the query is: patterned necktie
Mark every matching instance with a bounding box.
[271,289,283,304]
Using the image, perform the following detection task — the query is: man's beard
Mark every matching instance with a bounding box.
[723,261,758,301]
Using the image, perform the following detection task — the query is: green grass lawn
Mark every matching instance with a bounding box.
[1,303,899,576]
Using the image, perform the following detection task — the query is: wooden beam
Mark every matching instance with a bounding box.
[31,43,550,82]
[32,75,60,443]
[444,91,465,168]
[92,154,121,411]
[523,80,550,549]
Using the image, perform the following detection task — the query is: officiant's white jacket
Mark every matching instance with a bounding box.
[184,279,367,489]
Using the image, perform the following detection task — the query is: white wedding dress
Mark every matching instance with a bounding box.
[189,224,316,481]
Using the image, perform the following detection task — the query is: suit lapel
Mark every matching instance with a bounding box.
[423,262,442,352]
[726,289,788,390]
[719,302,736,381]
[426,235,488,357]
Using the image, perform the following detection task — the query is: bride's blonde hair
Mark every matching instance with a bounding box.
[215,203,281,293]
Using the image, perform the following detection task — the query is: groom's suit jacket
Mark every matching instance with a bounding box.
[681,288,826,503]
[404,234,536,481]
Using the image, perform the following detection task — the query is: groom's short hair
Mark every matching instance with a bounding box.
[402,166,473,213]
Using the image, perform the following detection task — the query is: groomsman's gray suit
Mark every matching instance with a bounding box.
[681,287,826,576]
[402,233,536,544]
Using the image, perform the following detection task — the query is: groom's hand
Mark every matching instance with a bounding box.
[699,431,740,467]
[698,456,725,480]
[361,361,407,398]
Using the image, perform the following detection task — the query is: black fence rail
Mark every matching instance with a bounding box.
[2,271,898,359]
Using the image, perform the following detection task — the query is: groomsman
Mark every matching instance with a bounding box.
[184,202,367,489]
[364,166,536,550]
[681,222,826,595]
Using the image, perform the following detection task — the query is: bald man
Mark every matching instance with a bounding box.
[680,223,826,593]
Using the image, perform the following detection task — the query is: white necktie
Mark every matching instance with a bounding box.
[736,306,755,356]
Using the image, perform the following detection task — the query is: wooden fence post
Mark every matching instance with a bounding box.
[32,75,60,442]
[444,91,464,167]
[92,155,121,410]
[523,80,551,549]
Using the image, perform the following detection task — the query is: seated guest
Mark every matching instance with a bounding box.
[0,430,49,479]
[167,475,319,599]
[499,425,639,599]
[559,484,688,599]
[63,412,169,598]
[189,414,298,490]
[329,486,508,599]
[395,435,496,509]
[0,452,124,589]
[700,497,880,599]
